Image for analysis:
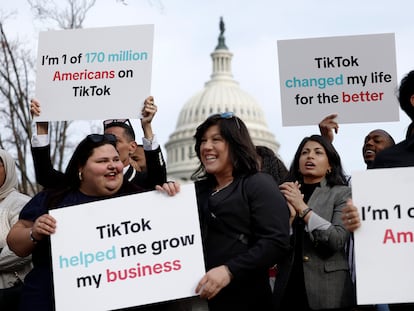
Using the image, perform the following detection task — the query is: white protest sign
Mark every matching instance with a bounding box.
[49,184,205,311]
[35,24,153,121]
[352,167,414,305]
[277,33,398,126]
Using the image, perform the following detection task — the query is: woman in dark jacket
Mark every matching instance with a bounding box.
[192,112,290,311]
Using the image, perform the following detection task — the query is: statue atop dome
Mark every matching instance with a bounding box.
[216,16,228,50]
[220,17,225,36]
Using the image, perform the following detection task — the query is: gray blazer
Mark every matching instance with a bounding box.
[273,179,355,310]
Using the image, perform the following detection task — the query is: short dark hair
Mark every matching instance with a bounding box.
[398,70,414,121]
[103,119,136,141]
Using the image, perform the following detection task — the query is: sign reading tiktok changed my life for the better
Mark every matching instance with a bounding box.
[277,33,398,126]
[49,184,205,311]
[35,24,153,121]
[352,167,414,305]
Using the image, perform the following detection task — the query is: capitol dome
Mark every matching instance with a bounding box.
[165,18,281,181]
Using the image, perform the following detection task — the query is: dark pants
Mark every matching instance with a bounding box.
[0,282,24,311]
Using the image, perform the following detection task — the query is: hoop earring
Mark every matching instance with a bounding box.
[78,171,83,181]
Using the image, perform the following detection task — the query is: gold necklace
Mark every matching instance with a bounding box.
[211,180,233,196]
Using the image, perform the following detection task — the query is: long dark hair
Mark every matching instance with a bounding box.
[256,145,288,185]
[191,113,258,181]
[285,135,348,187]
[46,134,118,208]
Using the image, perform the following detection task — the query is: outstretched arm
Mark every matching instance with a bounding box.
[139,96,167,188]
[30,99,65,188]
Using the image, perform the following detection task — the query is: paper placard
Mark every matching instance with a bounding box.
[277,33,398,126]
[50,184,205,311]
[35,24,153,121]
[352,167,414,305]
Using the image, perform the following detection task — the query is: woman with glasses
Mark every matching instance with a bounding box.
[0,149,32,311]
[192,113,290,311]
[7,134,179,311]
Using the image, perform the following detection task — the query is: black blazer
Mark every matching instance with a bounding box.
[31,145,167,190]
[195,173,290,310]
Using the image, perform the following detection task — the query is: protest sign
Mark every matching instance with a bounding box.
[352,167,414,305]
[50,183,205,311]
[277,33,398,126]
[35,24,153,121]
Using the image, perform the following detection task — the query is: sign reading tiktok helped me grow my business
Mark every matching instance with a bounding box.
[49,184,205,311]
[35,25,153,121]
[277,33,398,126]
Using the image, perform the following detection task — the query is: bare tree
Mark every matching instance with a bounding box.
[27,0,96,29]
[0,1,98,194]
[0,18,37,195]
[25,0,100,185]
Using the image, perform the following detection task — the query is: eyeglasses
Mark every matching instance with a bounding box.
[103,119,133,129]
[218,112,240,129]
[87,134,117,143]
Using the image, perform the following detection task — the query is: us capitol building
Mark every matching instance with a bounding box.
[165,18,281,181]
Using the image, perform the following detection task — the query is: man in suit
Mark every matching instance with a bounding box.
[30,96,167,191]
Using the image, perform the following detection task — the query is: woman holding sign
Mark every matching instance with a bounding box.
[275,135,355,311]
[7,134,179,311]
[192,112,290,311]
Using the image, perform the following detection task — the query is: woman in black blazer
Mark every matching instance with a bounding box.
[192,112,290,311]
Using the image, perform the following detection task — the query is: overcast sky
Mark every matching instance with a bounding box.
[3,0,414,175]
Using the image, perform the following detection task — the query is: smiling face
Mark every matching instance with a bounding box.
[79,144,124,196]
[299,140,332,184]
[362,130,394,165]
[199,125,233,183]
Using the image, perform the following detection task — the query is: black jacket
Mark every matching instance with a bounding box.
[195,173,290,311]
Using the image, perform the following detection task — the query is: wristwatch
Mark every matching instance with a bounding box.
[299,207,312,219]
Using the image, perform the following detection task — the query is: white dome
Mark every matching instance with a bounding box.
[165,19,281,181]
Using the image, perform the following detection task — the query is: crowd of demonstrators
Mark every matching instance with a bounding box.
[2,69,414,310]
[30,96,166,191]
[275,135,355,311]
[0,150,32,311]
[192,113,290,311]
